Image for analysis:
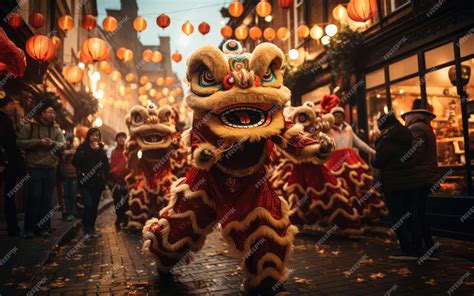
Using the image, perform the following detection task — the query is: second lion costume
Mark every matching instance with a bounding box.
[142,40,332,294]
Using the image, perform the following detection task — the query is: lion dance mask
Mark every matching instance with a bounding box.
[142,40,328,294]
[124,103,187,229]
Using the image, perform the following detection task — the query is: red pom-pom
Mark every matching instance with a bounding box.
[320,94,340,114]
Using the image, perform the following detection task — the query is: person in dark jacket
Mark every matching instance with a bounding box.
[72,128,110,238]
[0,96,25,236]
[372,111,422,260]
[402,100,439,258]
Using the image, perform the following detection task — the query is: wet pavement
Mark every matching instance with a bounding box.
[2,207,474,295]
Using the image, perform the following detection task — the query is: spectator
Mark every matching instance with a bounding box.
[17,101,65,238]
[372,111,421,260]
[402,99,439,260]
[109,132,130,228]
[62,134,77,221]
[0,96,25,236]
[72,128,110,238]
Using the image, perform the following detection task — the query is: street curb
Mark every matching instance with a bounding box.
[36,198,114,274]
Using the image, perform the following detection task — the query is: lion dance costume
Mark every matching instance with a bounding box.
[322,95,388,224]
[142,40,328,294]
[124,104,187,229]
[270,103,363,234]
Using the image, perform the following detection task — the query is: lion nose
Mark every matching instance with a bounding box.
[223,69,259,90]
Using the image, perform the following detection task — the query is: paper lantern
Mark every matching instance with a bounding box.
[174,87,182,96]
[162,87,170,96]
[332,4,348,21]
[221,25,233,39]
[133,16,147,32]
[8,13,23,29]
[103,47,111,60]
[50,36,61,50]
[278,0,293,9]
[103,16,118,32]
[58,15,74,32]
[122,49,134,62]
[297,24,310,38]
[249,26,262,41]
[29,12,45,29]
[140,75,149,85]
[263,27,276,41]
[256,0,272,18]
[116,47,126,60]
[321,35,331,45]
[347,0,378,22]
[152,51,162,63]
[26,35,56,62]
[63,64,83,83]
[82,38,108,62]
[172,51,182,63]
[235,25,248,40]
[99,61,112,74]
[325,24,338,37]
[81,15,97,31]
[310,25,324,40]
[143,49,153,62]
[155,92,163,100]
[125,73,135,82]
[156,77,164,86]
[182,21,194,36]
[144,82,152,91]
[110,70,121,81]
[79,50,93,64]
[156,13,170,29]
[228,0,244,17]
[165,77,174,86]
[277,27,290,41]
[198,22,210,35]
[138,86,146,95]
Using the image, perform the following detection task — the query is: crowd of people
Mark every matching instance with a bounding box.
[0,92,438,262]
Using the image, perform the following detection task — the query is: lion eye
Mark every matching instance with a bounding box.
[298,114,309,123]
[198,65,218,87]
[133,113,144,124]
[262,66,275,82]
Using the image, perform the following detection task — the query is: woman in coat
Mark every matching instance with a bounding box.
[72,128,110,238]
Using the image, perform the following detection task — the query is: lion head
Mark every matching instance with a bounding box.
[185,40,290,142]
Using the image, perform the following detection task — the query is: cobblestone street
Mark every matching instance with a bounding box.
[1,207,471,295]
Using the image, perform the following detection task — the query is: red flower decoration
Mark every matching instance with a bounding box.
[320,94,340,114]
[0,28,26,78]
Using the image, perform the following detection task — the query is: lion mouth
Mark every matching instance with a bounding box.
[143,133,165,144]
[219,106,271,129]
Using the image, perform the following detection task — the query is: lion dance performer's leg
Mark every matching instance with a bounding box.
[208,167,297,294]
[325,148,388,224]
[142,168,217,272]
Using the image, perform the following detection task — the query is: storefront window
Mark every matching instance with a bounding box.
[383,0,411,15]
[301,84,331,105]
[425,42,454,69]
[425,66,466,195]
[390,76,420,120]
[366,88,387,144]
[459,34,474,58]
[389,55,418,81]
[366,68,385,89]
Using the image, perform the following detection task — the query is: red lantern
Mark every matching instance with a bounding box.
[278,0,293,9]
[133,16,147,32]
[143,49,153,62]
[81,15,97,31]
[63,64,83,84]
[103,16,118,32]
[228,0,244,18]
[58,15,74,32]
[122,49,134,62]
[125,73,135,82]
[235,25,248,40]
[139,75,149,85]
[249,26,262,41]
[99,61,112,74]
[26,35,56,62]
[198,22,210,35]
[29,12,45,29]
[165,76,174,86]
[347,0,378,22]
[82,38,108,62]
[75,126,89,139]
[156,77,164,86]
[256,0,272,18]
[182,21,194,36]
[156,14,170,29]
[50,36,61,50]
[172,51,182,63]
[116,47,126,60]
[221,25,233,39]
[263,27,276,41]
[79,50,93,64]
[7,13,23,29]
